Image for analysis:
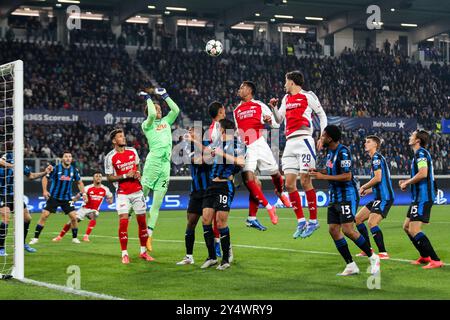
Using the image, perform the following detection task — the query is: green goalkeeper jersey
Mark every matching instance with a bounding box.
[141,97,180,161]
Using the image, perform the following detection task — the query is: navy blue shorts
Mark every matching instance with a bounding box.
[187,190,205,215]
[202,181,235,212]
[407,202,433,223]
[327,200,359,225]
[365,200,394,218]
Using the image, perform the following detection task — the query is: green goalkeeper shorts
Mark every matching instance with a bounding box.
[141,157,171,192]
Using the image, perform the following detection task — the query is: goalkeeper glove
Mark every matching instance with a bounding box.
[155,88,169,100]
[138,91,150,100]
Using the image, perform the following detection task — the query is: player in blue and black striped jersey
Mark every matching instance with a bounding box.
[309,125,380,276]
[355,135,395,260]
[29,151,86,245]
[399,130,443,269]
[176,127,212,266]
[0,152,53,256]
[197,119,245,270]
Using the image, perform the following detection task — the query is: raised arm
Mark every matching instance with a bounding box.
[261,102,280,129]
[28,164,53,180]
[268,95,286,124]
[156,88,180,125]
[139,91,157,130]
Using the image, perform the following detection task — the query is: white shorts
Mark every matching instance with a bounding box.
[243,137,279,175]
[116,191,147,215]
[76,207,99,220]
[282,136,316,174]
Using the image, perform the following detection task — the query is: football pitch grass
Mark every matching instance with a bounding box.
[1,206,449,300]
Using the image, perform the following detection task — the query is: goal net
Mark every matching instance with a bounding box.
[0,60,24,280]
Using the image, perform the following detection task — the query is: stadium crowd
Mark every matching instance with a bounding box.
[0,33,448,176]
[137,47,449,129]
[0,39,146,112]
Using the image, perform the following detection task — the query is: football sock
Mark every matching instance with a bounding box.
[121,250,128,257]
[219,227,231,263]
[85,220,96,236]
[136,214,148,247]
[357,223,371,248]
[414,232,440,261]
[271,174,284,194]
[370,226,386,253]
[305,189,318,220]
[352,234,373,257]
[0,222,7,250]
[148,190,165,230]
[147,227,153,237]
[408,234,425,257]
[246,180,269,207]
[248,194,259,218]
[119,218,129,251]
[34,224,44,239]
[334,238,353,264]
[185,228,195,255]
[59,223,71,238]
[288,191,304,219]
[71,228,78,239]
[203,224,216,260]
[140,246,147,254]
[24,221,30,242]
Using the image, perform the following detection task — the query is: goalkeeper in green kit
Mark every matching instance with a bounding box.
[138,88,180,252]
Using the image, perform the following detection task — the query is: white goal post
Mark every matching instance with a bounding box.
[0,60,24,280]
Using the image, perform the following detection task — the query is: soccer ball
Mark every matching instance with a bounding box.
[205,39,223,57]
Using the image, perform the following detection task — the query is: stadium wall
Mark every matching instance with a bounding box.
[23,178,449,213]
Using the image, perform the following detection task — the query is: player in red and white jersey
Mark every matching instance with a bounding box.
[53,172,113,243]
[233,81,291,230]
[269,71,327,239]
[104,128,153,264]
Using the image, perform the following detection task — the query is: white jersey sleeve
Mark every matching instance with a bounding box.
[306,91,327,133]
[259,101,280,129]
[103,185,113,199]
[104,150,115,175]
[272,95,287,124]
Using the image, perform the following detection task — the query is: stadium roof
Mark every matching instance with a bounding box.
[2,0,450,41]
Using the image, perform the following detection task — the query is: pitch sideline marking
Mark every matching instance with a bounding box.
[20,277,125,300]
[71,233,447,266]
